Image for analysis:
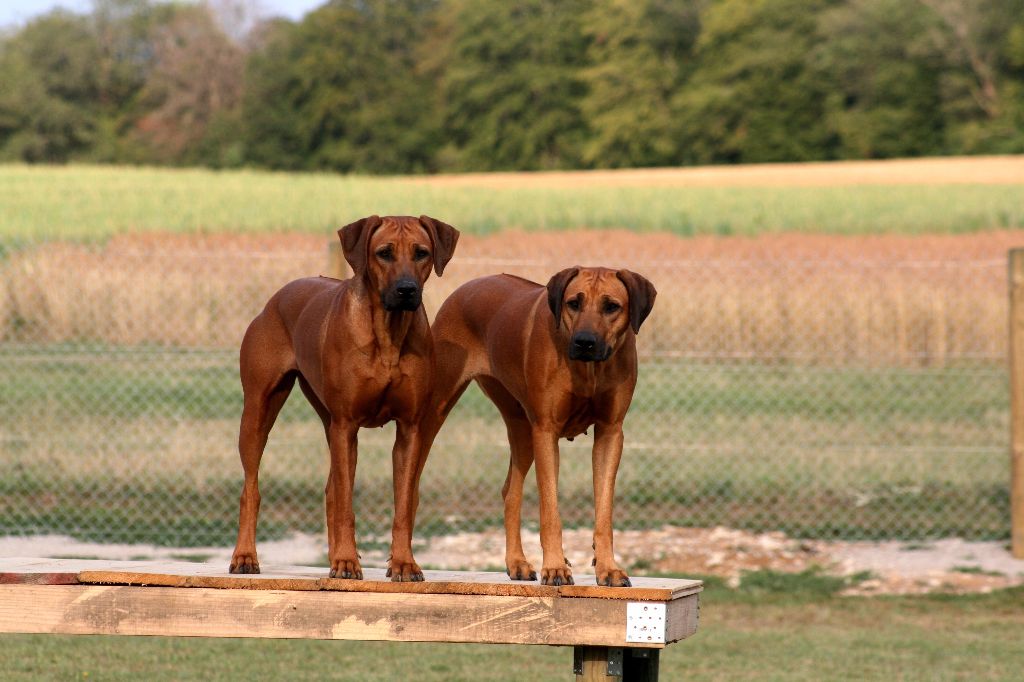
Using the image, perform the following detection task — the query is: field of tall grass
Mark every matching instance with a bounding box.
[0,232,1008,365]
[1,158,1023,243]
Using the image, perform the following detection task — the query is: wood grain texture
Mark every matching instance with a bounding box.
[666,593,701,644]
[0,584,699,648]
[0,558,702,601]
[575,646,618,681]
[1011,248,1024,559]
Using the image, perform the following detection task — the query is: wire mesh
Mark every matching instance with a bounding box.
[0,235,1010,549]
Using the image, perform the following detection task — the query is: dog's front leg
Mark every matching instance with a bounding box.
[533,426,573,586]
[326,419,362,579]
[592,421,630,587]
[387,420,424,582]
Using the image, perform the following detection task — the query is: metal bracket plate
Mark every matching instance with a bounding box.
[625,602,666,644]
[606,647,624,676]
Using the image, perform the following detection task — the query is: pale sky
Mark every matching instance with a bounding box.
[0,0,325,28]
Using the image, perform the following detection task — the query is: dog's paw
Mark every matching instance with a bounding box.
[506,559,538,581]
[329,557,363,580]
[596,567,632,588]
[229,552,260,574]
[540,566,574,587]
[386,560,424,583]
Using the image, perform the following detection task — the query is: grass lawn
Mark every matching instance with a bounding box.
[1,163,1023,243]
[2,574,1022,681]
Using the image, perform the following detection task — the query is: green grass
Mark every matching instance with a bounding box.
[0,344,1009,544]
[1,164,1023,244]
[2,577,1022,681]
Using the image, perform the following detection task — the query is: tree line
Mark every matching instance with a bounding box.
[2,0,1023,173]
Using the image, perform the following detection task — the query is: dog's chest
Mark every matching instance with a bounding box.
[346,365,417,428]
[561,396,597,440]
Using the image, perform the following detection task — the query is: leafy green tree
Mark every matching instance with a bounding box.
[580,0,704,168]
[88,0,177,161]
[918,0,1024,153]
[0,12,102,161]
[243,0,442,173]
[134,4,246,165]
[812,0,947,159]
[440,0,591,171]
[671,0,839,164]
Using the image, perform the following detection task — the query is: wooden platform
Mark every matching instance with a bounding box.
[0,558,702,650]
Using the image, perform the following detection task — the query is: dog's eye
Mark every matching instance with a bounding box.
[376,247,394,261]
[566,298,581,312]
[603,301,621,314]
[413,247,430,261]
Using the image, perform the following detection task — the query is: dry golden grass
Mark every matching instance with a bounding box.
[407,155,1024,189]
[1,230,1013,365]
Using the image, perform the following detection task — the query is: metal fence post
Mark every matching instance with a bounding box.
[1009,249,1024,558]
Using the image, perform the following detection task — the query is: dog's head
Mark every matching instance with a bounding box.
[547,267,657,362]
[339,215,459,312]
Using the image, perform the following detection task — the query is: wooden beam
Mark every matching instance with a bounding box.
[0,558,702,601]
[1010,249,1024,558]
[0,584,698,648]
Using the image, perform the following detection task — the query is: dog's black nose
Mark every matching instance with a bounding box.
[571,332,598,353]
[395,280,419,298]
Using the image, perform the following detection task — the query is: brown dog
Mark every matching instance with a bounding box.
[416,268,656,586]
[229,215,459,582]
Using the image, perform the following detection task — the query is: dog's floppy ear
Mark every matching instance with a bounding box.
[616,270,657,333]
[339,215,382,277]
[546,267,580,329]
[418,215,460,276]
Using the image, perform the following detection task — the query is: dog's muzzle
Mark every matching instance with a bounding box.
[568,331,611,362]
[382,278,421,311]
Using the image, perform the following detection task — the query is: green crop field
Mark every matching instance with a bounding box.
[1,163,1023,243]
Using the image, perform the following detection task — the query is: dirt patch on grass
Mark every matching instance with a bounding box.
[4,526,1021,595]
[414,526,1024,595]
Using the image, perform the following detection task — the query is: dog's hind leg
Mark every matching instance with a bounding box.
[230,318,296,575]
[296,374,337,555]
[476,377,537,581]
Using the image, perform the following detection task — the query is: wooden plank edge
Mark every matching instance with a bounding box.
[77,570,701,601]
[0,584,701,648]
[0,572,80,586]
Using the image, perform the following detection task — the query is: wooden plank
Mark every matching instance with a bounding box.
[575,646,618,681]
[0,558,702,601]
[1011,248,1024,559]
[0,558,171,585]
[80,569,700,601]
[0,584,699,648]
[665,592,701,644]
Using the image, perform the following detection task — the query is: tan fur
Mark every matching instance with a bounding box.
[415,267,656,586]
[229,215,458,582]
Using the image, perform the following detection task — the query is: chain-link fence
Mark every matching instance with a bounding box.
[0,233,1010,549]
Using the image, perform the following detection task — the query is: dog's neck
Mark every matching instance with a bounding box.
[348,278,415,368]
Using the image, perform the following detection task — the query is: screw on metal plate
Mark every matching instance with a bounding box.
[573,647,584,675]
[625,602,666,644]
[606,647,624,676]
